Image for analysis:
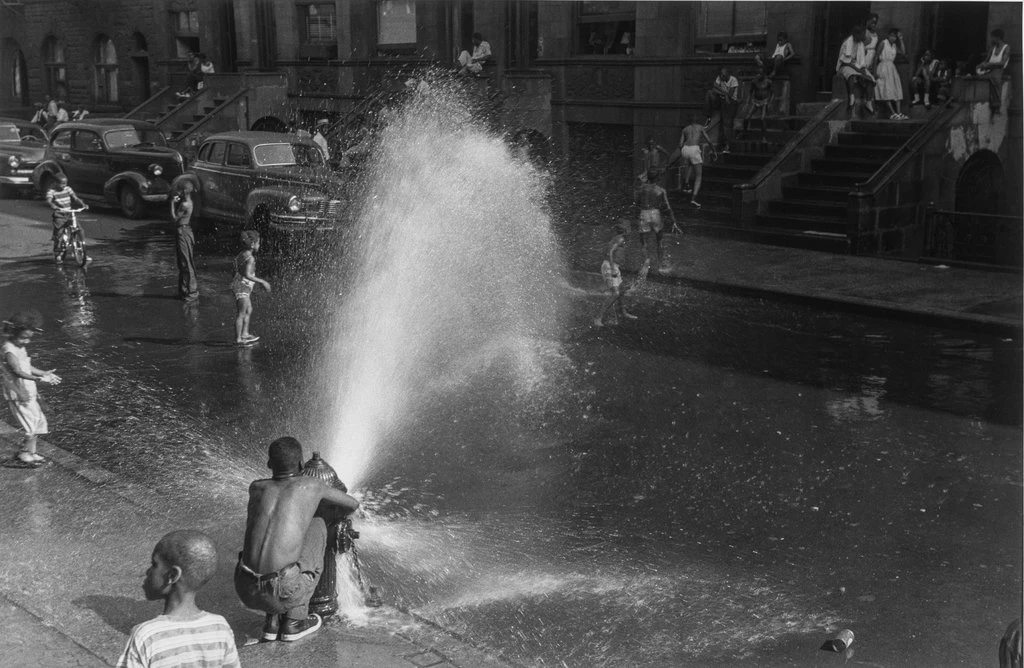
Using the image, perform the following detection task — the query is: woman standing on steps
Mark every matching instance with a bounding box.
[874,28,908,120]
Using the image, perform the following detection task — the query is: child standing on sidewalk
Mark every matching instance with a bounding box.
[231,230,271,346]
[1,311,61,467]
[117,530,240,668]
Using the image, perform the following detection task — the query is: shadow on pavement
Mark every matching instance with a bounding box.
[73,594,155,636]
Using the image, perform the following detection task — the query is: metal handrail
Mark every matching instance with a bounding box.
[927,207,1023,223]
[853,98,961,193]
[735,98,844,191]
[124,86,172,120]
[168,88,249,146]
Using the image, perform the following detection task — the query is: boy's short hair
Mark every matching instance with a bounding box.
[472,32,483,41]
[240,230,260,248]
[268,437,303,475]
[991,29,1004,40]
[778,31,788,40]
[4,310,43,336]
[154,530,218,591]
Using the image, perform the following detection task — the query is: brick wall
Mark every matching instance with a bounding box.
[0,0,165,114]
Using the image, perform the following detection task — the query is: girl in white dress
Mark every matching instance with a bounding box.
[1,312,61,466]
[874,28,907,119]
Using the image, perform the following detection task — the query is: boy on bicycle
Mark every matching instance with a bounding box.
[45,173,87,260]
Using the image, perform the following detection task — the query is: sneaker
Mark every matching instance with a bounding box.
[721,147,731,154]
[17,452,36,464]
[690,199,701,208]
[280,614,322,642]
[261,614,280,642]
[621,311,639,320]
[910,98,921,106]
[243,334,261,343]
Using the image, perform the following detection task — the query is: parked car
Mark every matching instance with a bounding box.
[32,120,185,218]
[172,131,347,238]
[0,117,48,198]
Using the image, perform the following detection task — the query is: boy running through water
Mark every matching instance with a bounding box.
[677,116,714,207]
[45,173,87,261]
[594,222,638,327]
[231,230,271,346]
[635,169,675,272]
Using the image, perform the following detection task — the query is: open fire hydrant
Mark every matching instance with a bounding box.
[301,452,381,617]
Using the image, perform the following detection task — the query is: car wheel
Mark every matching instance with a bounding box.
[119,184,145,219]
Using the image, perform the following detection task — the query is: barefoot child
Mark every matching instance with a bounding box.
[594,222,638,327]
[231,230,271,346]
[117,530,239,668]
[1,312,61,467]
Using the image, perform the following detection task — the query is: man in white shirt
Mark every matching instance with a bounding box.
[457,33,492,76]
[703,67,739,153]
[312,119,330,161]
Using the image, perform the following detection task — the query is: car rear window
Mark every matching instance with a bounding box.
[253,143,324,167]
[104,129,143,149]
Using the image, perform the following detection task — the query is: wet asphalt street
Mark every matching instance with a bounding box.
[0,195,1020,667]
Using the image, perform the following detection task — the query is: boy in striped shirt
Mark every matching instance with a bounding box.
[45,173,86,255]
[118,530,240,668]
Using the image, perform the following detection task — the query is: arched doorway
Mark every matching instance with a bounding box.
[95,36,119,103]
[250,116,288,132]
[952,150,1017,265]
[131,33,151,102]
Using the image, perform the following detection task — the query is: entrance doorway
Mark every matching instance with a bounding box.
[929,3,990,70]
[812,1,871,93]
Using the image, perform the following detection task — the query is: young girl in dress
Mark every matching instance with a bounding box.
[875,28,907,120]
[1,311,61,467]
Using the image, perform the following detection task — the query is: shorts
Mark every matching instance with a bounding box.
[681,145,702,166]
[638,209,663,234]
[8,398,48,436]
[231,276,254,300]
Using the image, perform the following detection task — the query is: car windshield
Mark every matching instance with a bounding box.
[0,123,44,143]
[253,143,324,167]
[104,129,143,150]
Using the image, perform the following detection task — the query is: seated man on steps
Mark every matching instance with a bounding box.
[235,437,360,643]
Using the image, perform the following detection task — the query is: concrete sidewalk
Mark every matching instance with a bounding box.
[571,226,1023,334]
[0,424,511,668]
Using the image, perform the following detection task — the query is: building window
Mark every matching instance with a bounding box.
[42,36,66,98]
[95,37,119,103]
[377,0,416,48]
[695,2,767,54]
[299,3,337,42]
[11,48,28,105]
[173,9,200,58]
[576,2,635,55]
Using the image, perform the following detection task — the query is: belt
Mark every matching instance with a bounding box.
[236,554,299,582]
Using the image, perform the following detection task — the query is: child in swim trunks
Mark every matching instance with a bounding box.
[231,231,271,346]
[2,311,61,467]
[593,221,638,327]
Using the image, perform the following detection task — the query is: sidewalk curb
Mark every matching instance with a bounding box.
[572,268,1022,336]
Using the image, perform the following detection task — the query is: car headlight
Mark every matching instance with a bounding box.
[287,196,301,213]
[149,163,163,176]
[7,155,19,168]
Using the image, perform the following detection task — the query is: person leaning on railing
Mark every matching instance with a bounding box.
[976,29,1009,114]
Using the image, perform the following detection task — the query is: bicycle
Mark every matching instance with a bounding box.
[53,206,89,267]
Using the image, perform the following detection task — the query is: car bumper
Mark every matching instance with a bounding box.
[0,170,35,186]
[267,213,339,233]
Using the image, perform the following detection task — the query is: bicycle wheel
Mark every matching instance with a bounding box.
[71,232,87,267]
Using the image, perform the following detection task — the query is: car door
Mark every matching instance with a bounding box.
[222,141,254,220]
[68,130,108,196]
[194,140,227,217]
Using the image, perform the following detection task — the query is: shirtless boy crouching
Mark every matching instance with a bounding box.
[235,437,360,642]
